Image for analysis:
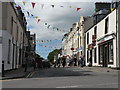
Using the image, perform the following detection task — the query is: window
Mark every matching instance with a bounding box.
[108,41,113,64]
[94,26,97,37]
[87,50,89,63]
[94,48,97,63]
[11,17,13,34]
[8,40,11,64]
[87,32,89,44]
[105,17,109,34]
[99,46,103,64]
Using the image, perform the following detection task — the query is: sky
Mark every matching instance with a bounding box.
[12,0,112,59]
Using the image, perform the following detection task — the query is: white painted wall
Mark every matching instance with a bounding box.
[85,9,117,68]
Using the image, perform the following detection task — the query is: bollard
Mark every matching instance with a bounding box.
[2,61,5,77]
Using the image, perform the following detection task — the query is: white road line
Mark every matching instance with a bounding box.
[56,83,118,88]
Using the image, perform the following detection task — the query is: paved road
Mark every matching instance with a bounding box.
[2,67,119,88]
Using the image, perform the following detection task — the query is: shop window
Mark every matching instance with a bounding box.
[94,48,97,63]
[105,17,109,34]
[99,46,103,64]
[108,41,113,64]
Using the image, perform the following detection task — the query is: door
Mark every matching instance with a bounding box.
[90,50,92,66]
[12,44,15,69]
[103,44,109,67]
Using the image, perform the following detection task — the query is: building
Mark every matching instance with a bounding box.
[0,2,31,72]
[85,2,120,68]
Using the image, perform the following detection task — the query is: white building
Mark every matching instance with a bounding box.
[85,4,120,68]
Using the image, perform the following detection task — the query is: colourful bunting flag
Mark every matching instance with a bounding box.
[38,19,41,23]
[13,2,16,5]
[17,5,21,10]
[35,16,39,19]
[22,1,26,5]
[68,6,72,8]
[47,25,50,28]
[76,8,81,11]
[41,4,44,8]
[60,6,64,7]
[31,2,36,9]
[27,11,30,16]
[51,5,55,8]
[31,14,34,16]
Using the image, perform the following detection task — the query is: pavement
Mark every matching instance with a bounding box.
[0,66,34,80]
[80,66,119,74]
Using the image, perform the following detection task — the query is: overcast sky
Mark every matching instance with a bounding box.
[14,0,112,59]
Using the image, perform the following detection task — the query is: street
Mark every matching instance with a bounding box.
[2,67,119,88]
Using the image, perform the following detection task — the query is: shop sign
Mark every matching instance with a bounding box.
[77,46,83,50]
[98,35,114,44]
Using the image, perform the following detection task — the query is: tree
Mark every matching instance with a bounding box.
[47,49,61,63]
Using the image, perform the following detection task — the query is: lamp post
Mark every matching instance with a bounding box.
[2,61,5,77]
[77,27,80,66]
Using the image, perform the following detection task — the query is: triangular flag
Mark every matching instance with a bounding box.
[35,16,39,19]
[47,25,50,28]
[51,5,54,8]
[17,5,21,10]
[38,19,41,23]
[22,1,26,5]
[60,6,64,7]
[27,11,30,16]
[41,4,44,8]
[31,14,34,16]
[76,8,81,11]
[68,6,72,8]
[31,2,36,9]
[13,2,16,5]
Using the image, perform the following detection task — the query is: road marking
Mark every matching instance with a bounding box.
[56,85,78,88]
[56,83,118,88]
[1,78,23,82]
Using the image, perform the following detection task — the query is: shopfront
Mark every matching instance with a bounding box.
[98,35,114,67]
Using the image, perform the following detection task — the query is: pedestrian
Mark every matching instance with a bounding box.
[74,57,77,66]
[88,56,92,67]
[80,55,84,67]
[62,56,66,68]
[57,57,61,68]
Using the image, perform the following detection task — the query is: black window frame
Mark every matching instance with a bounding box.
[105,17,109,34]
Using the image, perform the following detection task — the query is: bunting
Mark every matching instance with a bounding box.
[31,2,36,9]
[76,8,81,11]
[41,4,44,8]
[22,1,26,6]
[51,5,55,8]
[38,19,41,23]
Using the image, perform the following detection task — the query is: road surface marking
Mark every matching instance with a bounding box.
[56,83,118,88]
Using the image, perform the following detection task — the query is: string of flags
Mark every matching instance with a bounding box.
[39,45,61,49]
[13,1,82,33]
[19,1,81,11]
[36,39,62,43]
[14,4,67,32]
